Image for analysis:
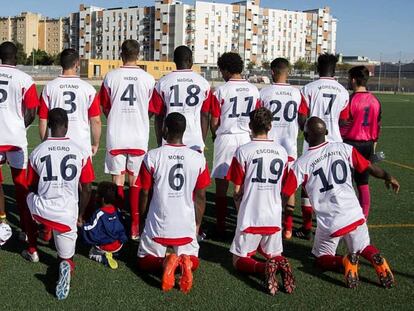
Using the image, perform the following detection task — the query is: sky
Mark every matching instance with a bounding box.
[2,0,413,62]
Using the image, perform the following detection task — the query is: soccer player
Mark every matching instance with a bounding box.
[282,117,399,289]
[24,108,93,300]
[0,41,39,237]
[226,108,295,295]
[99,39,156,240]
[151,46,212,151]
[38,48,101,239]
[137,113,210,294]
[341,66,382,219]
[259,58,304,239]
[210,52,260,235]
[82,182,128,270]
[296,53,350,239]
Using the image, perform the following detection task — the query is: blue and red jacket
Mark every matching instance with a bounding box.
[82,205,128,246]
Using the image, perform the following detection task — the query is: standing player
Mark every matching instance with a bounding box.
[210,52,260,235]
[38,48,101,239]
[99,40,156,240]
[296,53,350,239]
[341,66,382,219]
[24,108,93,300]
[282,117,398,289]
[226,108,295,295]
[0,41,39,237]
[151,46,212,151]
[137,113,210,294]
[259,58,304,239]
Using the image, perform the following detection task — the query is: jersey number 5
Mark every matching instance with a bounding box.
[0,80,9,104]
[40,154,78,182]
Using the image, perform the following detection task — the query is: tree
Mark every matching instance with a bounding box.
[294,58,310,73]
[14,42,27,65]
[261,60,270,70]
[247,61,256,70]
[26,49,54,66]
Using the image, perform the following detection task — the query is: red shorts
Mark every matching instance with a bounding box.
[80,157,95,184]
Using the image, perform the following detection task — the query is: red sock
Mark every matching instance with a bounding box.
[215,196,227,233]
[284,209,294,232]
[360,244,380,262]
[138,255,164,272]
[11,168,29,232]
[117,185,125,210]
[316,255,343,272]
[357,185,371,219]
[129,186,140,235]
[301,205,313,230]
[190,256,200,271]
[235,257,266,275]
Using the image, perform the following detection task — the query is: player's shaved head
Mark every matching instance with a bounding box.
[304,117,328,146]
[270,58,290,82]
[48,108,68,137]
[60,48,79,70]
[121,39,139,63]
[164,112,186,142]
[97,181,118,205]
[249,107,272,136]
[174,46,193,69]
[317,53,338,77]
[0,41,17,65]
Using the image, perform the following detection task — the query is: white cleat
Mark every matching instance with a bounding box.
[21,249,39,263]
[56,260,71,300]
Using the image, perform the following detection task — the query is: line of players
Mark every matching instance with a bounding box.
[0,40,400,300]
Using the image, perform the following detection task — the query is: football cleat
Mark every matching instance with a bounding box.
[264,258,279,296]
[277,257,295,294]
[56,260,71,300]
[293,227,312,240]
[21,249,39,263]
[161,253,180,292]
[40,227,53,242]
[179,255,193,294]
[283,229,292,240]
[343,253,359,289]
[104,252,119,270]
[18,231,28,242]
[371,253,394,289]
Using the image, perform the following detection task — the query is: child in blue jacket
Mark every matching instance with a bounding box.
[82,182,128,269]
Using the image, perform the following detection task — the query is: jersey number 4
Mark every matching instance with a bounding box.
[40,154,78,182]
[312,159,347,193]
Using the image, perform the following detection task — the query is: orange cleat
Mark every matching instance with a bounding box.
[161,253,180,292]
[179,255,193,294]
[371,254,394,288]
[343,253,359,289]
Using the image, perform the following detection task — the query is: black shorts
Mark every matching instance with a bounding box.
[344,140,374,185]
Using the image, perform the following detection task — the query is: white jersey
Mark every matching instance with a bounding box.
[0,64,39,150]
[211,79,260,136]
[100,66,156,154]
[282,142,369,236]
[139,144,210,241]
[27,138,91,231]
[152,70,212,151]
[227,139,288,233]
[299,78,349,143]
[39,76,100,157]
[260,83,303,159]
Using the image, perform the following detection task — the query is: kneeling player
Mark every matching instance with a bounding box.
[24,108,93,300]
[137,113,210,293]
[282,117,399,289]
[226,108,295,295]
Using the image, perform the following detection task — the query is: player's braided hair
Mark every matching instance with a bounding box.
[249,107,272,134]
[217,52,244,74]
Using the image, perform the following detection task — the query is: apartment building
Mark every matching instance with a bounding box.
[0,12,68,56]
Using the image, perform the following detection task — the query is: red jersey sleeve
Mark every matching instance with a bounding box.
[99,83,111,116]
[351,147,371,173]
[27,162,39,188]
[226,157,245,186]
[88,94,101,118]
[136,163,153,190]
[38,95,49,119]
[201,90,213,114]
[195,164,211,190]
[281,170,299,198]
[23,84,40,109]
[339,103,350,121]
[298,93,309,116]
[210,94,221,118]
[149,88,165,115]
